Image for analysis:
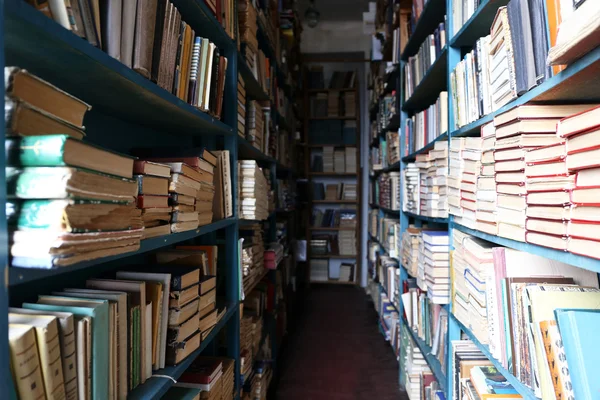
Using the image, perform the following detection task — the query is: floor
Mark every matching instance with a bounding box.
[275,285,409,400]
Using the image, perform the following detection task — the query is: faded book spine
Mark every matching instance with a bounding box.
[9,325,47,400]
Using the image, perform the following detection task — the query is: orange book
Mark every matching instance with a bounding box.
[545,0,565,74]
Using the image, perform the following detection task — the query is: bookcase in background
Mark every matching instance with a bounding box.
[302,59,362,286]
[1,0,303,398]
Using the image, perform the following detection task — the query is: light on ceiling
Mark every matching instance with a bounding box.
[305,0,320,28]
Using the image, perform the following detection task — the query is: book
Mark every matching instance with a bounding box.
[166,330,200,365]
[5,67,91,128]
[132,0,158,78]
[6,135,135,179]
[8,313,66,400]
[5,98,85,139]
[167,311,200,343]
[8,324,47,400]
[133,160,171,178]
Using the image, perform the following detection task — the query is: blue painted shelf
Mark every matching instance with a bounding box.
[450,315,537,400]
[400,0,447,61]
[451,44,600,138]
[402,132,448,162]
[401,317,448,394]
[5,0,234,137]
[405,212,449,224]
[451,221,600,274]
[449,0,510,48]
[9,218,237,286]
[402,46,448,113]
[128,303,238,400]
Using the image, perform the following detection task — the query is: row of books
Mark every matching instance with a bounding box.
[377,94,397,132]
[404,92,448,156]
[404,21,446,99]
[238,161,270,221]
[368,212,401,259]
[9,248,220,399]
[398,322,439,400]
[311,146,357,173]
[450,103,600,257]
[309,91,356,118]
[452,228,600,399]
[239,224,265,296]
[310,259,355,282]
[311,209,357,229]
[449,0,593,131]
[371,130,401,173]
[374,172,401,211]
[312,182,358,202]
[310,234,352,257]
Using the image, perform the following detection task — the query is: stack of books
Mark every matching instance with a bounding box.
[461,137,484,230]
[417,141,448,218]
[405,23,447,99]
[345,147,357,173]
[418,230,450,304]
[477,123,498,234]
[133,160,172,238]
[451,229,495,345]
[237,74,246,137]
[238,0,259,59]
[399,323,434,400]
[401,227,421,278]
[323,146,335,172]
[327,92,339,116]
[338,210,357,256]
[238,161,269,221]
[341,183,357,200]
[343,91,356,117]
[448,137,465,219]
[177,357,224,398]
[246,101,265,150]
[378,172,401,210]
[5,68,144,269]
[239,224,265,294]
[334,148,346,172]
[402,163,420,214]
[405,92,448,152]
[310,259,329,282]
[387,131,400,165]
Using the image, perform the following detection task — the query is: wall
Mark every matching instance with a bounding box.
[302,20,372,288]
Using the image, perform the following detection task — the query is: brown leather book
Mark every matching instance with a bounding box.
[216,56,228,118]
[133,0,158,78]
[166,10,182,94]
[157,3,174,89]
[151,0,169,83]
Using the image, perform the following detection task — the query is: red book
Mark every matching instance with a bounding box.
[180,358,222,384]
[557,104,600,138]
[136,195,169,208]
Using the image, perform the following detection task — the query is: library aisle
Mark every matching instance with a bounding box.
[276,285,405,400]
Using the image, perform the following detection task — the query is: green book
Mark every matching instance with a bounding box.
[23,297,110,400]
[165,386,201,399]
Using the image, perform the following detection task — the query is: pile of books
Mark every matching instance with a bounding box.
[448,138,464,219]
[402,163,419,214]
[323,146,335,172]
[343,91,356,117]
[477,123,497,233]
[5,68,143,268]
[177,356,235,399]
[345,147,357,173]
[238,161,269,220]
[8,247,219,399]
[401,227,421,278]
[239,224,265,294]
[338,210,357,256]
[405,92,448,153]
[342,183,357,200]
[378,172,401,210]
[405,23,446,99]
[237,74,246,137]
[449,137,484,230]
[246,101,265,150]
[334,148,346,172]
[416,141,448,218]
[238,0,259,57]
[417,230,450,304]
[310,259,329,282]
[133,160,172,238]
[144,152,217,232]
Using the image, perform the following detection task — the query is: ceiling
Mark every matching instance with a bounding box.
[296,0,372,22]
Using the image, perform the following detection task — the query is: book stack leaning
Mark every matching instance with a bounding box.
[5,67,142,268]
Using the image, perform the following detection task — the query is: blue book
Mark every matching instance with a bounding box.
[555,308,600,400]
[422,230,449,246]
[23,296,110,400]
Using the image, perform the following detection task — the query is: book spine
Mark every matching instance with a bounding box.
[48,0,72,29]
[6,136,68,167]
[9,326,48,399]
[188,37,201,105]
[34,321,67,400]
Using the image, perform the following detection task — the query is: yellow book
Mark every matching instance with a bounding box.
[9,324,47,400]
[9,314,66,400]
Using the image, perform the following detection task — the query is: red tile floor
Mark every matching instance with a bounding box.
[274,285,409,399]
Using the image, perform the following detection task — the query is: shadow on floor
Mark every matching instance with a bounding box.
[273,285,409,400]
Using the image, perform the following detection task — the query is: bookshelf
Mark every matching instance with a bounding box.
[372,0,600,398]
[303,61,361,286]
[1,1,300,399]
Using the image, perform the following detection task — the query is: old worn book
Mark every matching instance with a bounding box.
[169,193,196,206]
[167,312,200,343]
[7,167,137,203]
[100,0,122,60]
[171,221,199,233]
[5,98,85,139]
[133,160,171,178]
[173,204,195,213]
[199,276,216,295]
[166,330,200,366]
[6,135,134,179]
[10,308,78,400]
[169,180,198,197]
[198,308,217,333]
[137,195,169,208]
[133,0,158,77]
[142,224,171,239]
[198,302,215,320]
[136,175,169,196]
[171,211,199,223]
[198,288,216,311]
[169,298,200,326]
[147,263,200,290]
[5,67,91,127]
[75,316,91,399]
[8,314,66,400]
[169,284,200,308]
[8,324,47,400]
[162,162,204,183]
[171,173,202,190]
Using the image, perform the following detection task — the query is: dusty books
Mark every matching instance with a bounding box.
[238,160,269,221]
